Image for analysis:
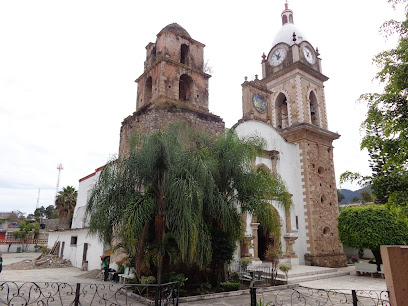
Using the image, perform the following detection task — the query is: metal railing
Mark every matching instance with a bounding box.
[0,281,179,306]
[249,283,390,306]
[0,239,48,245]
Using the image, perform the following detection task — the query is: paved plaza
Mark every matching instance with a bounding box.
[0,253,388,305]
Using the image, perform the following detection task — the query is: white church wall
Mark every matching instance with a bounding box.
[72,168,102,229]
[235,120,308,264]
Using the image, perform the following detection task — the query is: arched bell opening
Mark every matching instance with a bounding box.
[309,91,320,126]
[179,74,193,101]
[144,76,153,104]
[180,44,189,65]
[275,93,289,129]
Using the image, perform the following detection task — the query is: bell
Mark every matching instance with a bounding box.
[310,105,316,115]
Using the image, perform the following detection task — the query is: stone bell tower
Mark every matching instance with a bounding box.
[241,3,347,267]
[119,23,224,157]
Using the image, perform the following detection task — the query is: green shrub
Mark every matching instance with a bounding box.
[220,282,240,292]
[140,275,156,284]
[229,271,241,283]
[239,257,252,266]
[40,246,49,254]
[162,272,188,287]
[179,289,187,297]
[197,282,212,295]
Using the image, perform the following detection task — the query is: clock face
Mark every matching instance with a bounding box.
[303,46,315,64]
[270,48,286,66]
[253,94,267,113]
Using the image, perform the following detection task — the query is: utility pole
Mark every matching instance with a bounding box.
[36,188,40,209]
[56,163,64,201]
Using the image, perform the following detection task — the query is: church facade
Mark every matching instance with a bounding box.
[48,3,347,270]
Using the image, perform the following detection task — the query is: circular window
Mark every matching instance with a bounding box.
[323,226,331,236]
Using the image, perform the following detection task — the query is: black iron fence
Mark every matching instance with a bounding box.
[0,281,179,306]
[249,283,390,306]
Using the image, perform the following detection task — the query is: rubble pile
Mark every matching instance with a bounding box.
[4,255,72,270]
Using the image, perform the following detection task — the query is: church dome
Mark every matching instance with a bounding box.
[271,3,307,47]
[158,23,191,39]
[271,23,307,47]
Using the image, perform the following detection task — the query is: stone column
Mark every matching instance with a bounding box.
[250,222,260,261]
[283,208,298,259]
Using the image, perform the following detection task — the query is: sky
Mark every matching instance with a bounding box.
[0,0,405,215]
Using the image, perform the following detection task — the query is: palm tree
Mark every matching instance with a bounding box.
[86,123,291,284]
[55,186,78,226]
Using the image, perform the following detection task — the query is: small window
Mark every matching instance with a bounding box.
[180,44,189,64]
[70,236,78,246]
[282,15,288,25]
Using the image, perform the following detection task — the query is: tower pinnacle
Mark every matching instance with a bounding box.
[281,1,294,25]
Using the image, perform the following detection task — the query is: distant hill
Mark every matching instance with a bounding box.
[337,186,371,204]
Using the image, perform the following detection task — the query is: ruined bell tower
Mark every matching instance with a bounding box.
[119,23,224,157]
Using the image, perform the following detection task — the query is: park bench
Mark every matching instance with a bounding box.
[355,262,378,277]
[119,266,136,284]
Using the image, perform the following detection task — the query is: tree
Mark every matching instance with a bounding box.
[86,124,291,284]
[34,205,58,219]
[341,1,408,213]
[337,190,345,203]
[338,205,408,270]
[55,186,78,226]
[360,189,373,203]
[351,197,361,204]
[13,220,40,251]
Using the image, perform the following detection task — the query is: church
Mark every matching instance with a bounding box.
[47,3,347,271]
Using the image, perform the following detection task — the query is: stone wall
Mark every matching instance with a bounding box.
[119,103,225,157]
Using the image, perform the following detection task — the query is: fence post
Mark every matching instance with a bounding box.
[175,282,179,306]
[74,283,81,306]
[352,290,358,306]
[250,280,257,306]
[155,283,161,306]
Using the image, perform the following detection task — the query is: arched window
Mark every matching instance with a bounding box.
[282,15,288,25]
[145,76,152,103]
[180,44,189,64]
[289,14,293,23]
[275,93,289,129]
[179,74,193,101]
[309,91,319,126]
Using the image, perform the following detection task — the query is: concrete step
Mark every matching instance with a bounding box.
[282,270,351,284]
[276,267,338,279]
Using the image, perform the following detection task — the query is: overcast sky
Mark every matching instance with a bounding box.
[0,0,405,215]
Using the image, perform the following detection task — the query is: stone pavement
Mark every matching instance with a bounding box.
[0,253,388,305]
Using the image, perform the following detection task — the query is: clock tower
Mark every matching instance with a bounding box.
[239,3,347,267]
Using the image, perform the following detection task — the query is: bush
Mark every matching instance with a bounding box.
[220,282,240,292]
[40,246,49,254]
[228,271,241,283]
[162,272,188,287]
[347,255,359,264]
[140,275,156,284]
[239,258,252,266]
[197,282,212,295]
